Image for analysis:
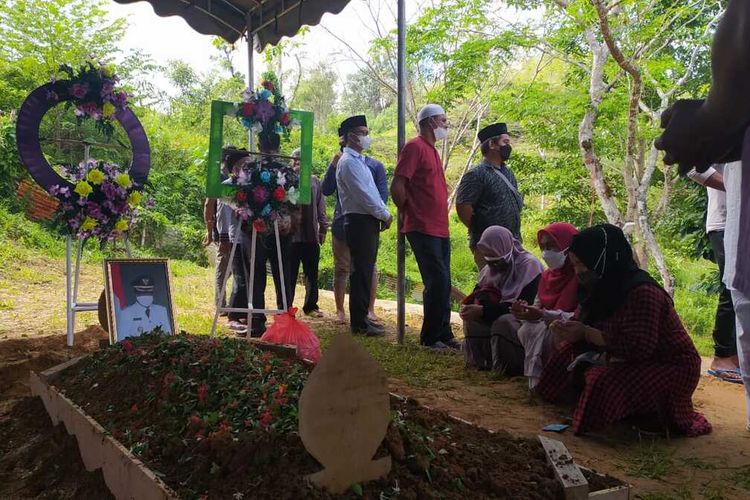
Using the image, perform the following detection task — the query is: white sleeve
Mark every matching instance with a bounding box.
[687,166,718,185]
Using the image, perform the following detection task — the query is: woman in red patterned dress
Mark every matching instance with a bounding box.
[536,224,711,437]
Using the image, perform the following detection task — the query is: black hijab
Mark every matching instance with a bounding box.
[570,224,659,325]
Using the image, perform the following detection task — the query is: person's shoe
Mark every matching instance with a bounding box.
[427,341,449,350]
[305,309,324,318]
[234,328,248,338]
[365,320,384,333]
[352,323,384,337]
[228,321,246,331]
[367,313,383,325]
[443,339,462,350]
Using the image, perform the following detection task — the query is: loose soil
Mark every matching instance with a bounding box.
[51,333,621,499]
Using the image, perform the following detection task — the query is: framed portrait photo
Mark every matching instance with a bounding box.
[103,258,177,344]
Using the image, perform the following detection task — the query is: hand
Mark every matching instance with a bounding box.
[655,99,743,174]
[203,231,213,247]
[511,300,543,321]
[549,320,587,344]
[318,232,326,245]
[459,304,483,322]
[381,215,393,231]
[331,152,342,168]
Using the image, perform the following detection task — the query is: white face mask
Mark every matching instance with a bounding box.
[136,295,154,307]
[542,249,567,270]
[357,134,372,150]
[433,126,448,141]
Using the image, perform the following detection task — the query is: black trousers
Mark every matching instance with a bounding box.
[708,230,737,358]
[289,241,321,314]
[344,214,380,331]
[227,233,292,335]
[228,242,248,322]
[406,231,454,346]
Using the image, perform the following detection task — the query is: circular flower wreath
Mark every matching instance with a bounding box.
[46,60,129,138]
[50,159,151,243]
[225,157,300,234]
[237,77,294,142]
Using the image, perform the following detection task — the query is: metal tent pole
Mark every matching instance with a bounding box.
[396,0,407,344]
[246,15,255,152]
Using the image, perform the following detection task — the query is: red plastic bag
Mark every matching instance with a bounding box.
[260,308,321,363]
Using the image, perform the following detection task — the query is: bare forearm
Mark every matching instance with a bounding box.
[203,199,217,230]
[455,203,473,228]
[583,326,606,347]
[390,177,408,209]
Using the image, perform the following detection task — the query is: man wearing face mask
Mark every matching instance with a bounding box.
[119,275,172,340]
[392,104,459,349]
[456,123,523,270]
[336,115,392,336]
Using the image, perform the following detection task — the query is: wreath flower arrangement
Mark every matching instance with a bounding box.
[50,159,150,243]
[226,75,300,234]
[237,76,294,143]
[46,60,129,138]
[225,157,300,234]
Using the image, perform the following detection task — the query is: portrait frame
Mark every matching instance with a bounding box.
[103,258,177,344]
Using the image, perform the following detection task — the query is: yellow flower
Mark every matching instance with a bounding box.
[81,217,98,231]
[102,64,116,78]
[102,102,116,118]
[127,191,141,206]
[86,169,105,185]
[114,219,129,232]
[115,173,132,189]
[74,181,93,197]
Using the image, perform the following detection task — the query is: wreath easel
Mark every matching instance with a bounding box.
[16,70,150,347]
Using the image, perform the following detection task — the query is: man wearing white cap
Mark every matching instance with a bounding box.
[391,104,459,349]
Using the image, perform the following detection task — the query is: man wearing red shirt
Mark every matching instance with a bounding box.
[391,104,459,349]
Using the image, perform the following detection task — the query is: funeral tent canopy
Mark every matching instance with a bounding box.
[114,0,410,343]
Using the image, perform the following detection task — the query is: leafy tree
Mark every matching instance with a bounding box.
[291,63,338,130]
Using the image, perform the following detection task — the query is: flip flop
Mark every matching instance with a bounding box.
[707,368,743,384]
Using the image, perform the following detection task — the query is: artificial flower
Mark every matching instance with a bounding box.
[261,204,272,216]
[251,121,263,133]
[285,186,299,204]
[69,83,89,99]
[115,91,128,107]
[102,102,116,118]
[280,112,291,125]
[87,169,105,185]
[115,219,129,232]
[260,171,272,184]
[254,99,275,122]
[242,102,255,117]
[115,173,132,189]
[80,216,98,231]
[253,219,267,233]
[259,88,272,100]
[273,186,286,201]
[127,191,142,206]
[235,190,248,203]
[74,181,93,197]
[276,171,287,186]
[252,185,269,204]
[261,80,275,92]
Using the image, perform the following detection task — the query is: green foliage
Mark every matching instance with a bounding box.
[290,63,337,129]
[0,114,24,199]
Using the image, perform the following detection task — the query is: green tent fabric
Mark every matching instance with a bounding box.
[113,0,351,49]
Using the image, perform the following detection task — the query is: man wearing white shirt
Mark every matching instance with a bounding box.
[336,115,392,336]
[688,165,740,378]
[118,275,172,341]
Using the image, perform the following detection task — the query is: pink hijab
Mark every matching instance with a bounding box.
[477,226,544,300]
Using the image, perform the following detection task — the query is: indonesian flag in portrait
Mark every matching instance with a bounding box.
[110,263,126,309]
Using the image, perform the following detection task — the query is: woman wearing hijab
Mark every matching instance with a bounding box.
[461,226,544,372]
[536,224,711,436]
[511,223,580,388]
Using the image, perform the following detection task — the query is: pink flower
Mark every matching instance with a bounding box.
[121,339,134,353]
[197,383,209,403]
[260,410,273,429]
[69,83,89,99]
[255,99,274,122]
[252,185,269,204]
[114,91,128,107]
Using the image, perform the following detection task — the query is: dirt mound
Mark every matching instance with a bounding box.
[0,396,112,499]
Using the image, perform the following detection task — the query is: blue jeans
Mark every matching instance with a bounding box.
[406,232,453,345]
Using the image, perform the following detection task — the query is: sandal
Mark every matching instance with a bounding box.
[707,368,743,384]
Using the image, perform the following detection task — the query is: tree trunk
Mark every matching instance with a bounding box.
[579,31,623,226]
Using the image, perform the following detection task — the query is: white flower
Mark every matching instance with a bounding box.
[251,121,263,133]
[277,171,287,187]
[285,186,299,205]
[241,88,254,101]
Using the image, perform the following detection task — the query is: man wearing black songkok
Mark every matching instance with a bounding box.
[455,122,524,269]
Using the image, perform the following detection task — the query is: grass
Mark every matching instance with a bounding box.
[623,441,675,480]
